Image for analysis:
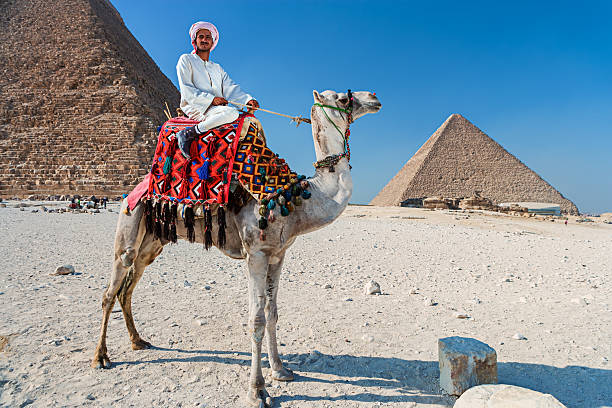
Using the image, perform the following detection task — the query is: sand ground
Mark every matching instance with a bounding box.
[0,202,610,408]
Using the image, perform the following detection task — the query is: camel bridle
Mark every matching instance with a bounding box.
[313,89,353,173]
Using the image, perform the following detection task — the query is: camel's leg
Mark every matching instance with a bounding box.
[117,233,163,350]
[90,257,128,368]
[245,252,273,408]
[265,255,294,382]
[91,200,147,369]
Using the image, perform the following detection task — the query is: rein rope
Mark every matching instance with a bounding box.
[228,101,311,127]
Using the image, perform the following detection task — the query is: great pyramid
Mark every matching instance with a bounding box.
[371,114,579,214]
[0,0,180,198]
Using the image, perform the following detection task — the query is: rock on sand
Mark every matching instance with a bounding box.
[52,265,75,275]
[454,384,566,407]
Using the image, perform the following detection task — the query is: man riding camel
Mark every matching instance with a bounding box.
[176,21,259,159]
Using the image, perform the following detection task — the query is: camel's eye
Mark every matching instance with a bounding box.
[338,97,349,106]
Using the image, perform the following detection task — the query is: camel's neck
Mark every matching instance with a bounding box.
[298,113,353,232]
[300,160,352,232]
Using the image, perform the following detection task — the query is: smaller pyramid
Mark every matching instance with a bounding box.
[371,114,578,214]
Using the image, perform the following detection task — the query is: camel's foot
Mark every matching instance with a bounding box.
[131,338,152,350]
[246,388,272,408]
[271,367,294,382]
[91,349,112,369]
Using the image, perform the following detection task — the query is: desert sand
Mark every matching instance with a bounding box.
[0,202,610,407]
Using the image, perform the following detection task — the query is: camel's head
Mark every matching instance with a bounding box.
[310,90,381,159]
[312,90,381,121]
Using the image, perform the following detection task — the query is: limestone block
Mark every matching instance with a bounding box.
[438,336,497,396]
[454,384,567,408]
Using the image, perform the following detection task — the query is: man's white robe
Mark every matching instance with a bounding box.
[176,53,254,131]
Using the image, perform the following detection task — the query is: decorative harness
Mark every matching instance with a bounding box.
[313,89,353,172]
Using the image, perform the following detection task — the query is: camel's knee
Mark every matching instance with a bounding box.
[101,290,115,310]
[120,247,137,267]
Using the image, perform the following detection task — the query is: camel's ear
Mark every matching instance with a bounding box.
[313,90,323,103]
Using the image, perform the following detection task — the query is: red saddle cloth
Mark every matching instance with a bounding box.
[131,114,308,248]
[146,115,249,206]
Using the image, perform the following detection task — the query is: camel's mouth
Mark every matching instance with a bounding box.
[361,101,382,114]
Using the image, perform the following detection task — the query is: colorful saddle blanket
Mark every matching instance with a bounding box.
[147,115,240,206]
[142,114,310,247]
[146,114,298,205]
[233,121,297,201]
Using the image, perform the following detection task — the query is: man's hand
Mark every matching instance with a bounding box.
[212,97,228,106]
[246,99,259,114]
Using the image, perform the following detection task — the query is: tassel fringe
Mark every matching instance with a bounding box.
[184,206,195,243]
[162,202,170,240]
[217,206,226,249]
[145,200,154,235]
[169,204,178,243]
[204,207,213,250]
[144,200,228,248]
[154,201,162,240]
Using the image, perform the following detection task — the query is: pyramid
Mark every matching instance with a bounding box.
[0,0,180,198]
[370,114,579,214]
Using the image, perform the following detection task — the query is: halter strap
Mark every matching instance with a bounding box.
[312,94,353,171]
[313,103,349,140]
[312,103,351,114]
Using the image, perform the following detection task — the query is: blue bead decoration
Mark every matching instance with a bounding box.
[280,206,289,216]
[301,190,311,199]
[267,200,276,210]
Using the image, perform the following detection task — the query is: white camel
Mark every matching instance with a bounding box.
[91,90,381,407]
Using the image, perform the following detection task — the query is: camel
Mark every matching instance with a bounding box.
[91,89,381,407]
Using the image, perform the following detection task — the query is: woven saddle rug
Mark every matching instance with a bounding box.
[148,115,244,206]
[143,113,309,247]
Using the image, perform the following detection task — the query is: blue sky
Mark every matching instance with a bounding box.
[110,0,611,213]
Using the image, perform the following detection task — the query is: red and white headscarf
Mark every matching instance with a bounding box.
[189,21,219,54]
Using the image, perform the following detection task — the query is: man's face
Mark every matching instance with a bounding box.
[195,29,213,52]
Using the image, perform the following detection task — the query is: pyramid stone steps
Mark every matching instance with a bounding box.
[0,0,179,198]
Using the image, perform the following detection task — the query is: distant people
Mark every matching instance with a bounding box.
[175,21,259,159]
[101,197,108,209]
[69,197,80,210]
